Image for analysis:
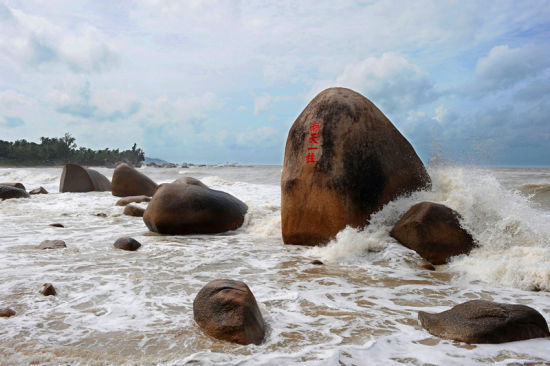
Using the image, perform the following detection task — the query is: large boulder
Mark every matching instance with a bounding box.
[193,279,265,345]
[390,202,474,265]
[0,185,30,200]
[419,300,550,344]
[281,87,430,246]
[123,204,145,217]
[143,179,247,235]
[59,164,111,193]
[111,163,157,197]
[0,182,26,190]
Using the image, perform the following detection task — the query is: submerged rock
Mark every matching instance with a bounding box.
[36,240,66,250]
[390,202,475,265]
[115,195,151,206]
[49,223,65,228]
[193,279,265,345]
[123,204,145,217]
[113,237,141,251]
[281,87,430,246]
[29,186,48,195]
[111,163,157,197]
[0,185,30,200]
[0,308,16,317]
[59,164,111,192]
[311,260,324,265]
[40,283,56,296]
[143,179,247,235]
[419,300,550,344]
[0,182,26,190]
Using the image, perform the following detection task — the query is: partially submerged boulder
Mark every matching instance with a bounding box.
[193,279,265,345]
[115,195,151,206]
[123,204,145,217]
[40,283,56,296]
[29,186,48,195]
[59,164,111,193]
[113,237,141,251]
[111,163,157,197]
[0,182,26,190]
[281,87,430,246]
[143,179,247,235]
[36,240,66,250]
[390,202,475,265]
[0,185,30,200]
[0,308,16,317]
[419,300,550,344]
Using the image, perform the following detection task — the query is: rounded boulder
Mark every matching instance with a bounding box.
[419,300,550,343]
[59,164,111,193]
[193,279,265,345]
[111,163,157,197]
[0,185,30,200]
[143,180,247,235]
[281,87,430,246]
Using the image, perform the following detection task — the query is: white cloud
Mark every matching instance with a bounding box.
[432,106,448,124]
[253,94,272,115]
[0,89,32,109]
[236,126,276,146]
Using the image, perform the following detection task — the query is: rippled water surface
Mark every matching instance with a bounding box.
[1,165,550,365]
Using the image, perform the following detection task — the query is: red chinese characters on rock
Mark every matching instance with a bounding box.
[306,121,320,164]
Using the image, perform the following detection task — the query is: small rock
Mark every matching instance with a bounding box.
[0,182,26,190]
[0,308,16,317]
[29,186,48,195]
[422,263,436,271]
[123,204,145,217]
[49,223,65,228]
[113,237,141,251]
[94,213,108,218]
[41,283,57,296]
[115,195,151,206]
[311,260,324,265]
[36,240,66,250]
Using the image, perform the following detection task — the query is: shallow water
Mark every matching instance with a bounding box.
[0,165,549,365]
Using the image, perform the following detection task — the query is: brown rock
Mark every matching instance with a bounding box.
[29,186,48,195]
[193,279,265,345]
[173,176,207,187]
[311,260,324,265]
[143,180,247,235]
[40,283,56,296]
[49,223,65,228]
[36,240,66,250]
[115,195,151,206]
[422,263,436,271]
[113,237,141,251]
[0,182,26,190]
[390,202,475,265]
[111,163,157,197]
[59,164,111,192]
[0,308,16,317]
[94,213,108,218]
[281,87,430,246]
[123,204,145,217]
[0,185,30,200]
[419,300,550,344]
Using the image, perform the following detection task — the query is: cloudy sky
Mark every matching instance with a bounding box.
[1,1,549,165]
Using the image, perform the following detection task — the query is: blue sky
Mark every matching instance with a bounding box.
[0,1,549,165]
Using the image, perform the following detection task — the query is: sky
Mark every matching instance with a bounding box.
[0,1,549,165]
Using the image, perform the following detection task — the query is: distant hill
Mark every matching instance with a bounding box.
[144,157,169,164]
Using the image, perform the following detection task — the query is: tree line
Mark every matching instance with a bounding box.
[0,133,145,166]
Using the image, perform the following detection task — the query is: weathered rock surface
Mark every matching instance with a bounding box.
[113,237,141,251]
[390,202,475,265]
[59,164,111,192]
[143,179,247,235]
[115,195,151,206]
[193,279,265,345]
[36,240,66,250]
[29,186,48,195]
[0,308,16,317]
[281,87,430,246]
[40,283,56,296]
[419,300,550,344]
[0,182,26,190]
[111,163,157,197]
[0,185,30,200]
[123,204,145,217]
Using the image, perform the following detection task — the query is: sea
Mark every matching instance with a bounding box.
[0,164,549,365]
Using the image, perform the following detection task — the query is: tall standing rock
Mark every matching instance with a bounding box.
[111,163,157,197]
[281,87,430,246]
[59,164,111,193]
